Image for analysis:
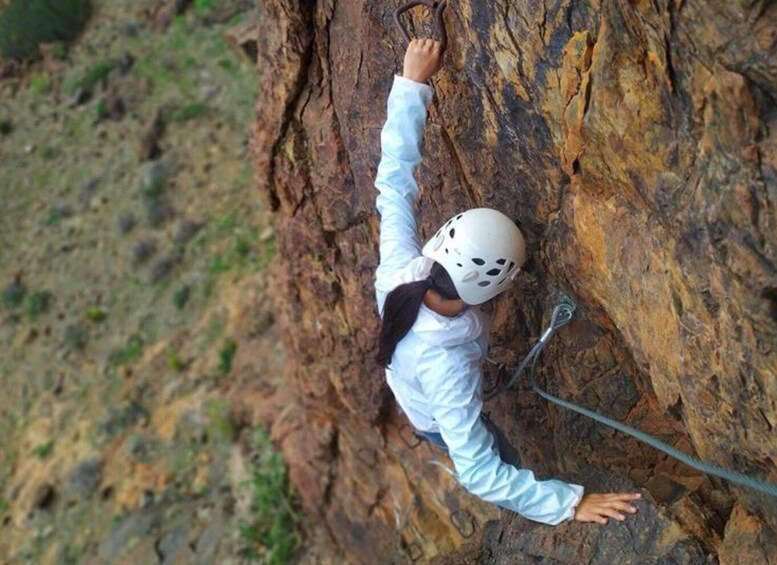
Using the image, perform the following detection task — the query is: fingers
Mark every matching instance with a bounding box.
[403,37,443,82]
[610,494,640,513]
[600,507,627,521]
[607,493,641,501]
[585,498,625,521]
[578,511,608,525]
[409,38,442,52]
[610,500,638,514]
[574,492,642,526]
[598,493,641,520]
[602,493,641,504]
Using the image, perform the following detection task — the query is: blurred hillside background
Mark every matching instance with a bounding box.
[0,0,329,562]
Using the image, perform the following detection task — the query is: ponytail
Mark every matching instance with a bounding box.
[376,262,459,367]
[376,279,429,367]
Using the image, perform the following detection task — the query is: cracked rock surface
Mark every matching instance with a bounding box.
[253,1,777,562]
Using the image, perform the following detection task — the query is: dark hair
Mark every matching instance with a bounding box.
[376,262,459,367]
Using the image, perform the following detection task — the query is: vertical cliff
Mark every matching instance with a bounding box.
[252,1,777,562]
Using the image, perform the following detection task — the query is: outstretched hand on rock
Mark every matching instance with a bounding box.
[574,492,641,525]
[402,38,443,84]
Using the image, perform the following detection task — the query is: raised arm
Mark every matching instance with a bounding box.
[375,40,443,310]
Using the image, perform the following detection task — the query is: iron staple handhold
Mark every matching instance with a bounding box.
[393,0,449,51]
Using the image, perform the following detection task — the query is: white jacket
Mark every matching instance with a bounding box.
[374,75,584,525]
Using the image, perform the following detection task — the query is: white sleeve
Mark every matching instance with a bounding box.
[419,342,585,525]
[374,76,433,312]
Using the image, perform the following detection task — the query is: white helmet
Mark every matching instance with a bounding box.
[421,208,527,305]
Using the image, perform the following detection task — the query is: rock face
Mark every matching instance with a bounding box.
[252,0,777,562]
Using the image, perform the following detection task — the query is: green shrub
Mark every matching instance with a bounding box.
[51,41,66,59]
[75,61,113,92]
[30,73,49,94]
[218,338,237,375]
[109,334,143,366]
[64,323,87,350]
[169,102,209,123]
[239,427,301,563]
[43,206,74,227]
[94,97,107,120]
[41,146,59,160]
[172,285,190,310]
[166,348,183,371]
[193,0,216,13]
[32,441,54,459]
[26,290,52,321]
[62,543,85,565]
[234,236,251,257]
[98,401,148,438]
[0,0,91,61]
[2,280,26,308]
[43,211,64,226]
[209,255,230,275]
[85,306,106,321]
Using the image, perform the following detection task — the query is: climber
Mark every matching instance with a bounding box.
[374,38,642,526]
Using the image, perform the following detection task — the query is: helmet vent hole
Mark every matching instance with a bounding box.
[486,268,501,276]
[445,248,449,254]
[472,258,486,266]
[498,277,507,285]
[477,281,491,287]
[496,258,507,265]
[449,228,455,238]
[456,214,463,220]
[507,261,515,272]
[456,263,462,267]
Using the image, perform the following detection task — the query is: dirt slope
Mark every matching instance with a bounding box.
[0,0,336,561]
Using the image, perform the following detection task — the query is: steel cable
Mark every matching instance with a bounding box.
[491,292,777,498]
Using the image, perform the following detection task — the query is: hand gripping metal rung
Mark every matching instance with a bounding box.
[394,0,448,51]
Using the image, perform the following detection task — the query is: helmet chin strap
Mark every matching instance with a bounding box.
[423,289,465,317]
